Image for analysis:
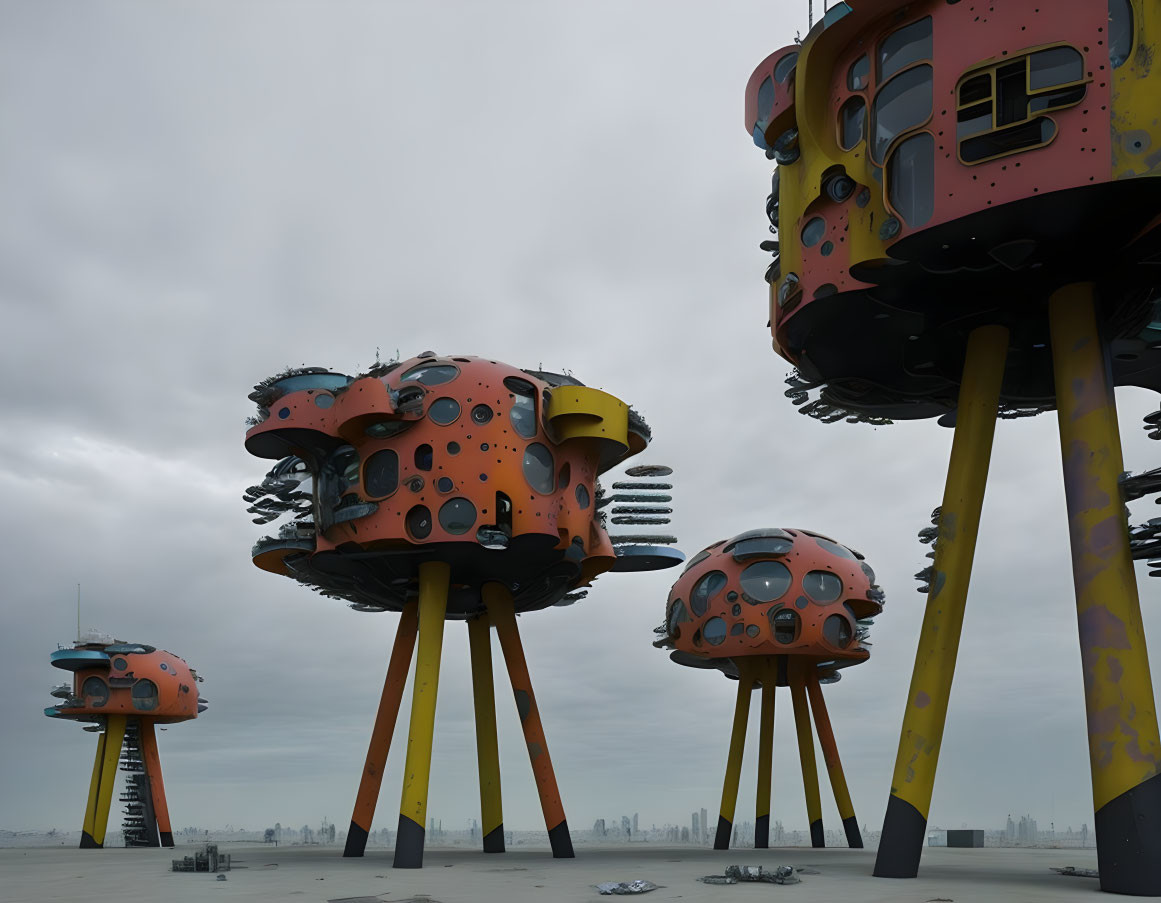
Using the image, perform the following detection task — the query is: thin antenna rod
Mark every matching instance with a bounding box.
[808,0,813,27]
[77,583,81,643]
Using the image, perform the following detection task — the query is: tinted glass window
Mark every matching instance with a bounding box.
[406,505,432,539]
[522,443,555,494]
[82,677,109,706]
[429,397,460,425]
[774,51,798,83]
[1110,0,1134,68]
[365,419,411,439]
[1029,46,1084,90]
[690,570,727,617]
[839,96,866,150]
[756,77,775,122]
[703,616,728,646]
[400,364,458,386]
[878,17,932,82]
[803,570,844,603]
[131,679,159,711]
[888,132,935,227]
[414,444,432,471]
[871,65,932,163]
[771,608,800,644]
[816,537,857,560]
[667,598,689,635]
[801,217,827,248]
[740,560,792,602]
[962,117,1056,163]
[575,484,590,509]
[730,536,793,561]
[848,55,870,91]
[364,449,399,498]
[438,498,476,534]
[824,614,853,648]
[557,462,571,489]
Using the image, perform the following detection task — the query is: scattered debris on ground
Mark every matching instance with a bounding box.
[1052,866,1100,879]
[700,864,801,885]
[215,874,227,881]
[171,843,231,873]
[594,879,660,894]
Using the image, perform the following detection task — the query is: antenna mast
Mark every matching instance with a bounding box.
[77,583,81,643]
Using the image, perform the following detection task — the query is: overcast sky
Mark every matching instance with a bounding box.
[4,0,1161,843]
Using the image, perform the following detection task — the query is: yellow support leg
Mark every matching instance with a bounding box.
[468,614,504,853]
[806,668,862,848]
[91,715,126,848]
[755,658,775,849]
[1050,282,1161,896]
[80,728,108,848]
[393,561,450,869]
[874,324,1008,879]
[714,659,754,850]
[791,664,824,848]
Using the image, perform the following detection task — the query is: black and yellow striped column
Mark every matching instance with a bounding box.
[805,668,861,848]
[875,325,1007,878]
[1050,283,1161,896]
[755,658,775,848]
[346,600,418,857]
[790,664,823,847]
[393,562,450,869]
[483,583,574,858]
[468,613,504,853]
[714,659,754,850]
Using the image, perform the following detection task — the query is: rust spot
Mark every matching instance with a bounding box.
[915,691,931,708]
[1088,514,1127,563]
[527,741,543,761]
[514,689,532,723]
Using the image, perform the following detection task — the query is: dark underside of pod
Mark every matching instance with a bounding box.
[279,535,596,617]
[784,180,1161,421]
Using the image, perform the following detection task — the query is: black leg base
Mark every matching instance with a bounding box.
[392,815,425,869]
[714,816,732,850]
[344,821,368,858]
[873,795,926,878]
[1095,772,1161,896]
[809,819,824,848]
[79,832,101,849]
[547,820,574,858]
[842,815,863,849]
[483,824,505,854]
[754,814,769,848]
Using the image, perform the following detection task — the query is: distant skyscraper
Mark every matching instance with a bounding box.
[692,812,699,841]
[701,808,708,844]
[632,813,638,834]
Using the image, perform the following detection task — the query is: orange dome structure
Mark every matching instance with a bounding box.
[46,634,205,848]
[244,352,681,868]
[744,1,1161,892]
[656,528,883,851]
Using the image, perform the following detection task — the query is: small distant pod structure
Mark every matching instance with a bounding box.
[745,3,1161,893]
[243,352,681,868]
[657,528,883,851]
[46,637,204,849]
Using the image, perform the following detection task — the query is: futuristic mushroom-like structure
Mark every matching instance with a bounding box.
[656,528,883,851]
[745,2,1161,893]
[243,352,681,868]
[45,634,204,848]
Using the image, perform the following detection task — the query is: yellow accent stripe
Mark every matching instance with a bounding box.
[82,729,108,838]
[92,715,126,846]
[718,660,754,824]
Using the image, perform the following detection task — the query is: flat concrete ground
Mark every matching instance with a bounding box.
[0,843,1105,903]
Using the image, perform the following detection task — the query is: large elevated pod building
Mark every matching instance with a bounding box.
[46,635,204,848]
[745,1,1161,895]
[243,353,681,868]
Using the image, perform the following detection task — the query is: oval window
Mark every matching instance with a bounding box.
[400,363,459,386]
[522,443,555,494]
[131,679,159,712]
[839,96,866,150]
[557,462,571,490]
[887,132,935,227]
[364,449,399,498]
[729,536,793,561]
[803,570,844,603]
[1110,0,1134,69]
[690,570,727,617]
[414,444,433,472]
[756,76,775,121]
[365,419,412,439]
[740,560,792,603]
[824,614,853,648]
[668,598,689,635]
[878,17,932,82]
[439,498,477,535]
[770,608,801,644]
[816,537,858,560]
[575,484,590,509]
[774,51,799,84]
[848,54,870,91]
[429,397,460,425]
[871,64,932,164]
[801,217,827,248]
[703,616,728,646]
[406,505,432,540]
[82,676,109,707]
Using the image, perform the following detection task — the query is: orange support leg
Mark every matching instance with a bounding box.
[805,669,862,848]
[139,721,172,847]
[345,600,418,857]
[483,582,574,858]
